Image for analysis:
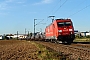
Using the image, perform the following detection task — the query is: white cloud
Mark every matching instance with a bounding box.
[0,0,14,10]
[33,0,53,5]
[16,0,26,4]
[5,0,14,3]
[42,0,52,3]
[17,2,24,4]
[0,0,26,10]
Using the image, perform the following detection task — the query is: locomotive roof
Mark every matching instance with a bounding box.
[55,19,71,20]
[46,19,72,28]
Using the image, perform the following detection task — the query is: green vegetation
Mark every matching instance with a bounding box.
[31,42,72,60]
[74,35,90,42]
[74,38,90,42]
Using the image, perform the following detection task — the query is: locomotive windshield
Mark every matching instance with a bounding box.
[57,22,71,27]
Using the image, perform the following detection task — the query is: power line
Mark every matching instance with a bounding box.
[50,0,62,15]
[52,0,68,15]
[68,4,90,17]
[46,0,68,23]
[68,0,86,13]
[35,19,44,25]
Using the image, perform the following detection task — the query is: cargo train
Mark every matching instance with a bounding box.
[31,19,75,44]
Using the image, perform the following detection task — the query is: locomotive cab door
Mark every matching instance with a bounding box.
[53,24,55,39]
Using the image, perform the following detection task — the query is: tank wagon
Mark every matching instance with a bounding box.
[45,19,75,44]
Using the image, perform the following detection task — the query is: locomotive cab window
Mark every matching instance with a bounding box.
[57,22,71,27]
[57,22,64,27]
[65,22,71,26]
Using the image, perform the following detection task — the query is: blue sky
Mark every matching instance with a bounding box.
[0,0,90,34]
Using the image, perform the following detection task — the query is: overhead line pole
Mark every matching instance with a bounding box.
[17,31,18,40]
[34,19,37,40]
[34,19,45,40]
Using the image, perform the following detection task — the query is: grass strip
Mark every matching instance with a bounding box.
[30,41,72,60]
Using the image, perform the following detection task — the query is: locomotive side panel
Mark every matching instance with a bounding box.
[45,23,55,39]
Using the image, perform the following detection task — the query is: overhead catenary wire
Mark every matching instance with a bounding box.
[68,4,90,17]
[46,0,62,22]
[68,0,87,13]
[46,0,68,23]
[46,0,89,24]
[47,0,67,21]
[35,19,44,26]
[44,0,90,32]
[52,0,68,15]
[50,0,62,15]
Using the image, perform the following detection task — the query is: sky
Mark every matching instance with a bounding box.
[0,0,90,34]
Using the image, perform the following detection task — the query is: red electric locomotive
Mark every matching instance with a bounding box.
[45,19,75,44]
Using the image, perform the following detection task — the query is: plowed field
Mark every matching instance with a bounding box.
[0,40,39,60]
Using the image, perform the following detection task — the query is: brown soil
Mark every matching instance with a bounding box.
[35,41,90,60]
[1,40,89,60]
[0,40,40,60]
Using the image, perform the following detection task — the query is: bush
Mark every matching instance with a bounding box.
[86,35,90,38]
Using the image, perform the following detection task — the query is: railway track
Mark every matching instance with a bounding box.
[34,41,90,60]
[71,43,90,49]
[63,44,90,60]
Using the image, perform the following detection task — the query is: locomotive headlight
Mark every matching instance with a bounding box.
[69,29,73,31]
[58,30,62,32]
[71,32,72,34]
